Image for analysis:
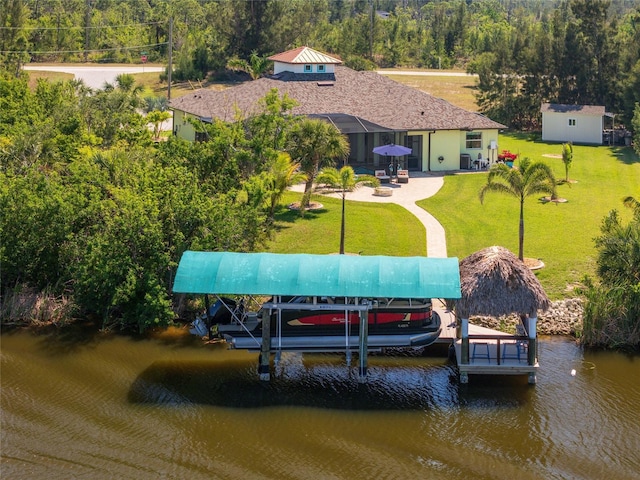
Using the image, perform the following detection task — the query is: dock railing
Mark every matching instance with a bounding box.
[461,334,534,366]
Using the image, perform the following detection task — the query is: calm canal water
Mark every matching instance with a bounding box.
[1,327,639,480]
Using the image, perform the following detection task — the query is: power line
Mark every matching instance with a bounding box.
[0,42,168,55]
[0,21,166,31]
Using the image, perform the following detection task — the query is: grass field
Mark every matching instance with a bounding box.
[419,133,639,299]
[383,73,479,112]
[266,134,639,300]
[26,70,74,89]
[265,191,427,257]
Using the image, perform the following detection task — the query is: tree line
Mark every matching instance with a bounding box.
[2,0,639,133]
[0,72,346,331]
[2,0,639,344]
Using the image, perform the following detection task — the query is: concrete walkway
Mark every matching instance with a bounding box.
[290,172,448,258]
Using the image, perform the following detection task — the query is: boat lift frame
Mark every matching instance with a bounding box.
[204,293,372,382]
[173,251,461,383]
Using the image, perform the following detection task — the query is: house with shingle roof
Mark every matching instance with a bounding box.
[170,46,506,172]
[541,103,613,145]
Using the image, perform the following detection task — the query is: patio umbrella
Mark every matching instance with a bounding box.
[372,144,412,156]
[373,144,412,178]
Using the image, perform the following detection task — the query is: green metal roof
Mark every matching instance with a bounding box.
[173,251,461,299]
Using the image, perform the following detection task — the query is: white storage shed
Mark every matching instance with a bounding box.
[541,103,610,144]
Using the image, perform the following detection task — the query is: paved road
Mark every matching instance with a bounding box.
[23,65,165,89]
[24,64,473,89]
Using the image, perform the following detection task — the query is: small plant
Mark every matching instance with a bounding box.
[497,150,518,162]
[561,142,573,183]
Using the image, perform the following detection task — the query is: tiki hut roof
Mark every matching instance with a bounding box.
[455,246,551,319]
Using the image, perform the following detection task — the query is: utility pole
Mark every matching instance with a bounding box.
[84,0,91,62]
[369,0,374,59]
[167,17,173,101]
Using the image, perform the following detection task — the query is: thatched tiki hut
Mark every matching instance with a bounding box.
[455,246,551,383]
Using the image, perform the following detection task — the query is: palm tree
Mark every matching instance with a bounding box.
[479,158,557,261]
[315,166,378,254]
[146,110,172,141]
[286,118,350,209]
[561,142,573,182]
[226,51,272,80]
[266,152,307,217]
[104,73,144,98]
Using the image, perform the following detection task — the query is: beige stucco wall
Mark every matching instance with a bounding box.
[172,110,197,142]
[409,129,500,172]
[459,129,500,167]
[429,130,461,172]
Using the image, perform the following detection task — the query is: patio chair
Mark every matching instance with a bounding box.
[502,341,527,362]
[375,170,390,183]
[502,323,528,362]
[397,169,409,183]
[475,154,488,170]
[472,342,491,361]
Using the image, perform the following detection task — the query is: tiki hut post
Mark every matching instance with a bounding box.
[527,313,537,381]
[460,317,470,364]
[527,313,537,366]
[459,316,470,383]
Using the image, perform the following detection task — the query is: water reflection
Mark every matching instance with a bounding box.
[128,352,533,411]
[3,330,640,479]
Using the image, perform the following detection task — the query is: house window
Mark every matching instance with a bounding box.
[195,131,208,142]
[304,64,312,73]
[465,132,482,149]
[568,118,576,127]
[317,64,325,73]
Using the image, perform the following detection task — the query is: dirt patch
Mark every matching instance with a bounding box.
[524,257,545,270]
[288,201,324,211]
[542,154,563,158]
[540,196,568,203]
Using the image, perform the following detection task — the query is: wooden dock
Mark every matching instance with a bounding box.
[434,306,538,384]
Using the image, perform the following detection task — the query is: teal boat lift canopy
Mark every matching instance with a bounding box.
[172,251,461,299]
[173,251,460,382]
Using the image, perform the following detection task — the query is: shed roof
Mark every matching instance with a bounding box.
[268,46,342,65]
[541,103,606,115]
[173,251,461,299]
[170,66,505,131]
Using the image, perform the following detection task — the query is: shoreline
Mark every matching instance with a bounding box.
[470,298,583,337]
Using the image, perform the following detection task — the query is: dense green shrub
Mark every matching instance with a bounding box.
[581,206,640,348]
[0,79,303,332]
[1,147,270,332]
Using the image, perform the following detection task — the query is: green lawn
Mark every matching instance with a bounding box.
[418,133,640,299]
[267,134,639,300]
[265,191,427,257]
[28,69,638,298]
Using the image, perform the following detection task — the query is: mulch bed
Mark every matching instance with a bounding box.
[288,201,324,210]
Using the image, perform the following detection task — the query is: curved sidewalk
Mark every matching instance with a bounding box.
[291,172,448,258]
